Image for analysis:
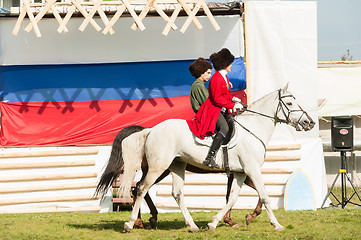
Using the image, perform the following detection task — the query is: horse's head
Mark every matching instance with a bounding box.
[276,83,315,131]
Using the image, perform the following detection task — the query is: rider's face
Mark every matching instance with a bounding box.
[225,64,232,73]
[199,69,212,82]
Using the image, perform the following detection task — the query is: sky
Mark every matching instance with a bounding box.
[213,0,361,61]
[316,0,361,61]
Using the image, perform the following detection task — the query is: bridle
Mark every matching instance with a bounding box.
[274,89,309,127]
[232,89,311,153]
[241,89,309,127]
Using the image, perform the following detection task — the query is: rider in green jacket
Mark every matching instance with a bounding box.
[189,57,212,114]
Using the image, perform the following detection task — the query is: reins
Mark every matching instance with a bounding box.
[243,108,288,124]
[240,89,308,125]
[232,116,267,153]
[231,89,309,153]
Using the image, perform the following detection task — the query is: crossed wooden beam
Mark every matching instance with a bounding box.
[12,0,220,37]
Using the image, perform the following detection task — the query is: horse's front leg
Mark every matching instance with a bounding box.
[244,176,262,225]
[208,173,246,231]
[244,167,285,231]
[169,162,199,232]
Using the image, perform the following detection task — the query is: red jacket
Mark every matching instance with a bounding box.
[187,72,235,139]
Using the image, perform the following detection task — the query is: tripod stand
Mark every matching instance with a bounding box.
[321,151,361,208]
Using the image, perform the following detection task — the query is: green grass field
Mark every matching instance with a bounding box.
[0,188,360,240]
[1,208,360,239]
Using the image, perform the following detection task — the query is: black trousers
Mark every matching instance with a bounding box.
[215,112,229,138]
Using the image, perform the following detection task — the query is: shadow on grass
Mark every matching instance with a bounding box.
[68,220,124,233]
[67,219,212,232]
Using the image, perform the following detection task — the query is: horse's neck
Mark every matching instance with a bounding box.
[236,91,279,144]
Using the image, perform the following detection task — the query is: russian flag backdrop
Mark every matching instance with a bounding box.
[0,15,245,146]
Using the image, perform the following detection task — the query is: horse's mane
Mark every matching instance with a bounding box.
[247,89,279,109]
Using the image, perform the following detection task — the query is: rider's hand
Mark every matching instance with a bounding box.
[242,103,248,110]
[233,102,243,111]
[232,103,247,114]
[232,96,242,103]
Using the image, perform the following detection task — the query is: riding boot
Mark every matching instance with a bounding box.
[203,132,225,169]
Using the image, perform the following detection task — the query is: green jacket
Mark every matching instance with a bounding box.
[190,78,208,113]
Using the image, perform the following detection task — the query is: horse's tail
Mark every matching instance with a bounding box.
[95,125,149,199]
[119,127,151,198]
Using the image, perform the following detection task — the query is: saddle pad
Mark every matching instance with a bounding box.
[193,125,240,149]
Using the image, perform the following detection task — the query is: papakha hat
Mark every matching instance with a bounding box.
[209,48,235,71]
[189,57,212,79]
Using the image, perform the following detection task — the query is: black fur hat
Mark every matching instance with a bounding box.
[209,48,235,71]
[189,57,212,79]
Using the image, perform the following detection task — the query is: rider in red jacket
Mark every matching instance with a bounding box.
[187,48,245,168]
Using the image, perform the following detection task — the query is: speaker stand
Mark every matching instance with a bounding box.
[321,151,361,209]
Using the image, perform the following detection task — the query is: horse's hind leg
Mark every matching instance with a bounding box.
[145,169,171,229]
[134,190,158,229]
[246,198,262,225]
[223,173,239,228]
[244,176,262,225]
[133,165,171,229]
[124,169,167,232]
[169,161,199,232]
[208,173,246,231]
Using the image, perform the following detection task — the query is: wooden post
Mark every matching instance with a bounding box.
[0,148,99,158]
[25,0,56,32]
[178,0,202,30]
[77,0,114,34]
[11,0,221,36]
[57,5,76,33]
[23,0,42,37]
[0,195,98,206]
[79,0,103,32]
[122,0,145,31]
[244,0,252,104]
[162,3,182,35]
[51,4,69,33]
[200,0,220,31]
[152,0,178,31]
[103,5,127,35]
[0,172,97,182]
[97,3,115,35]
[180,0,203,33]
[131,0,156,31]
[0,181,98,194]
[12,7,27,36]
[71,0,102,32]
[0,160,96,170]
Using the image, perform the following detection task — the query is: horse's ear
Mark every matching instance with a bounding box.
[282,82,290,93]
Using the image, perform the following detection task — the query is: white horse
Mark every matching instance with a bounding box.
[119,84,315,232]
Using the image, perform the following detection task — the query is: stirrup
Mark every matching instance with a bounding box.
[203,157,219,169]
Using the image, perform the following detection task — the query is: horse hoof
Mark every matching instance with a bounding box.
[134,219,146,229]
[207,223,216,232]
[189,227,200,233]
[224,218,239,228]
[124,222,133,233]
[149,217,157,229]
[232,223,240,228]
[275,225,285,232]
[245,213,254,225]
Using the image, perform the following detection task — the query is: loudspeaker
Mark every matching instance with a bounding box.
[331,116,353,151]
